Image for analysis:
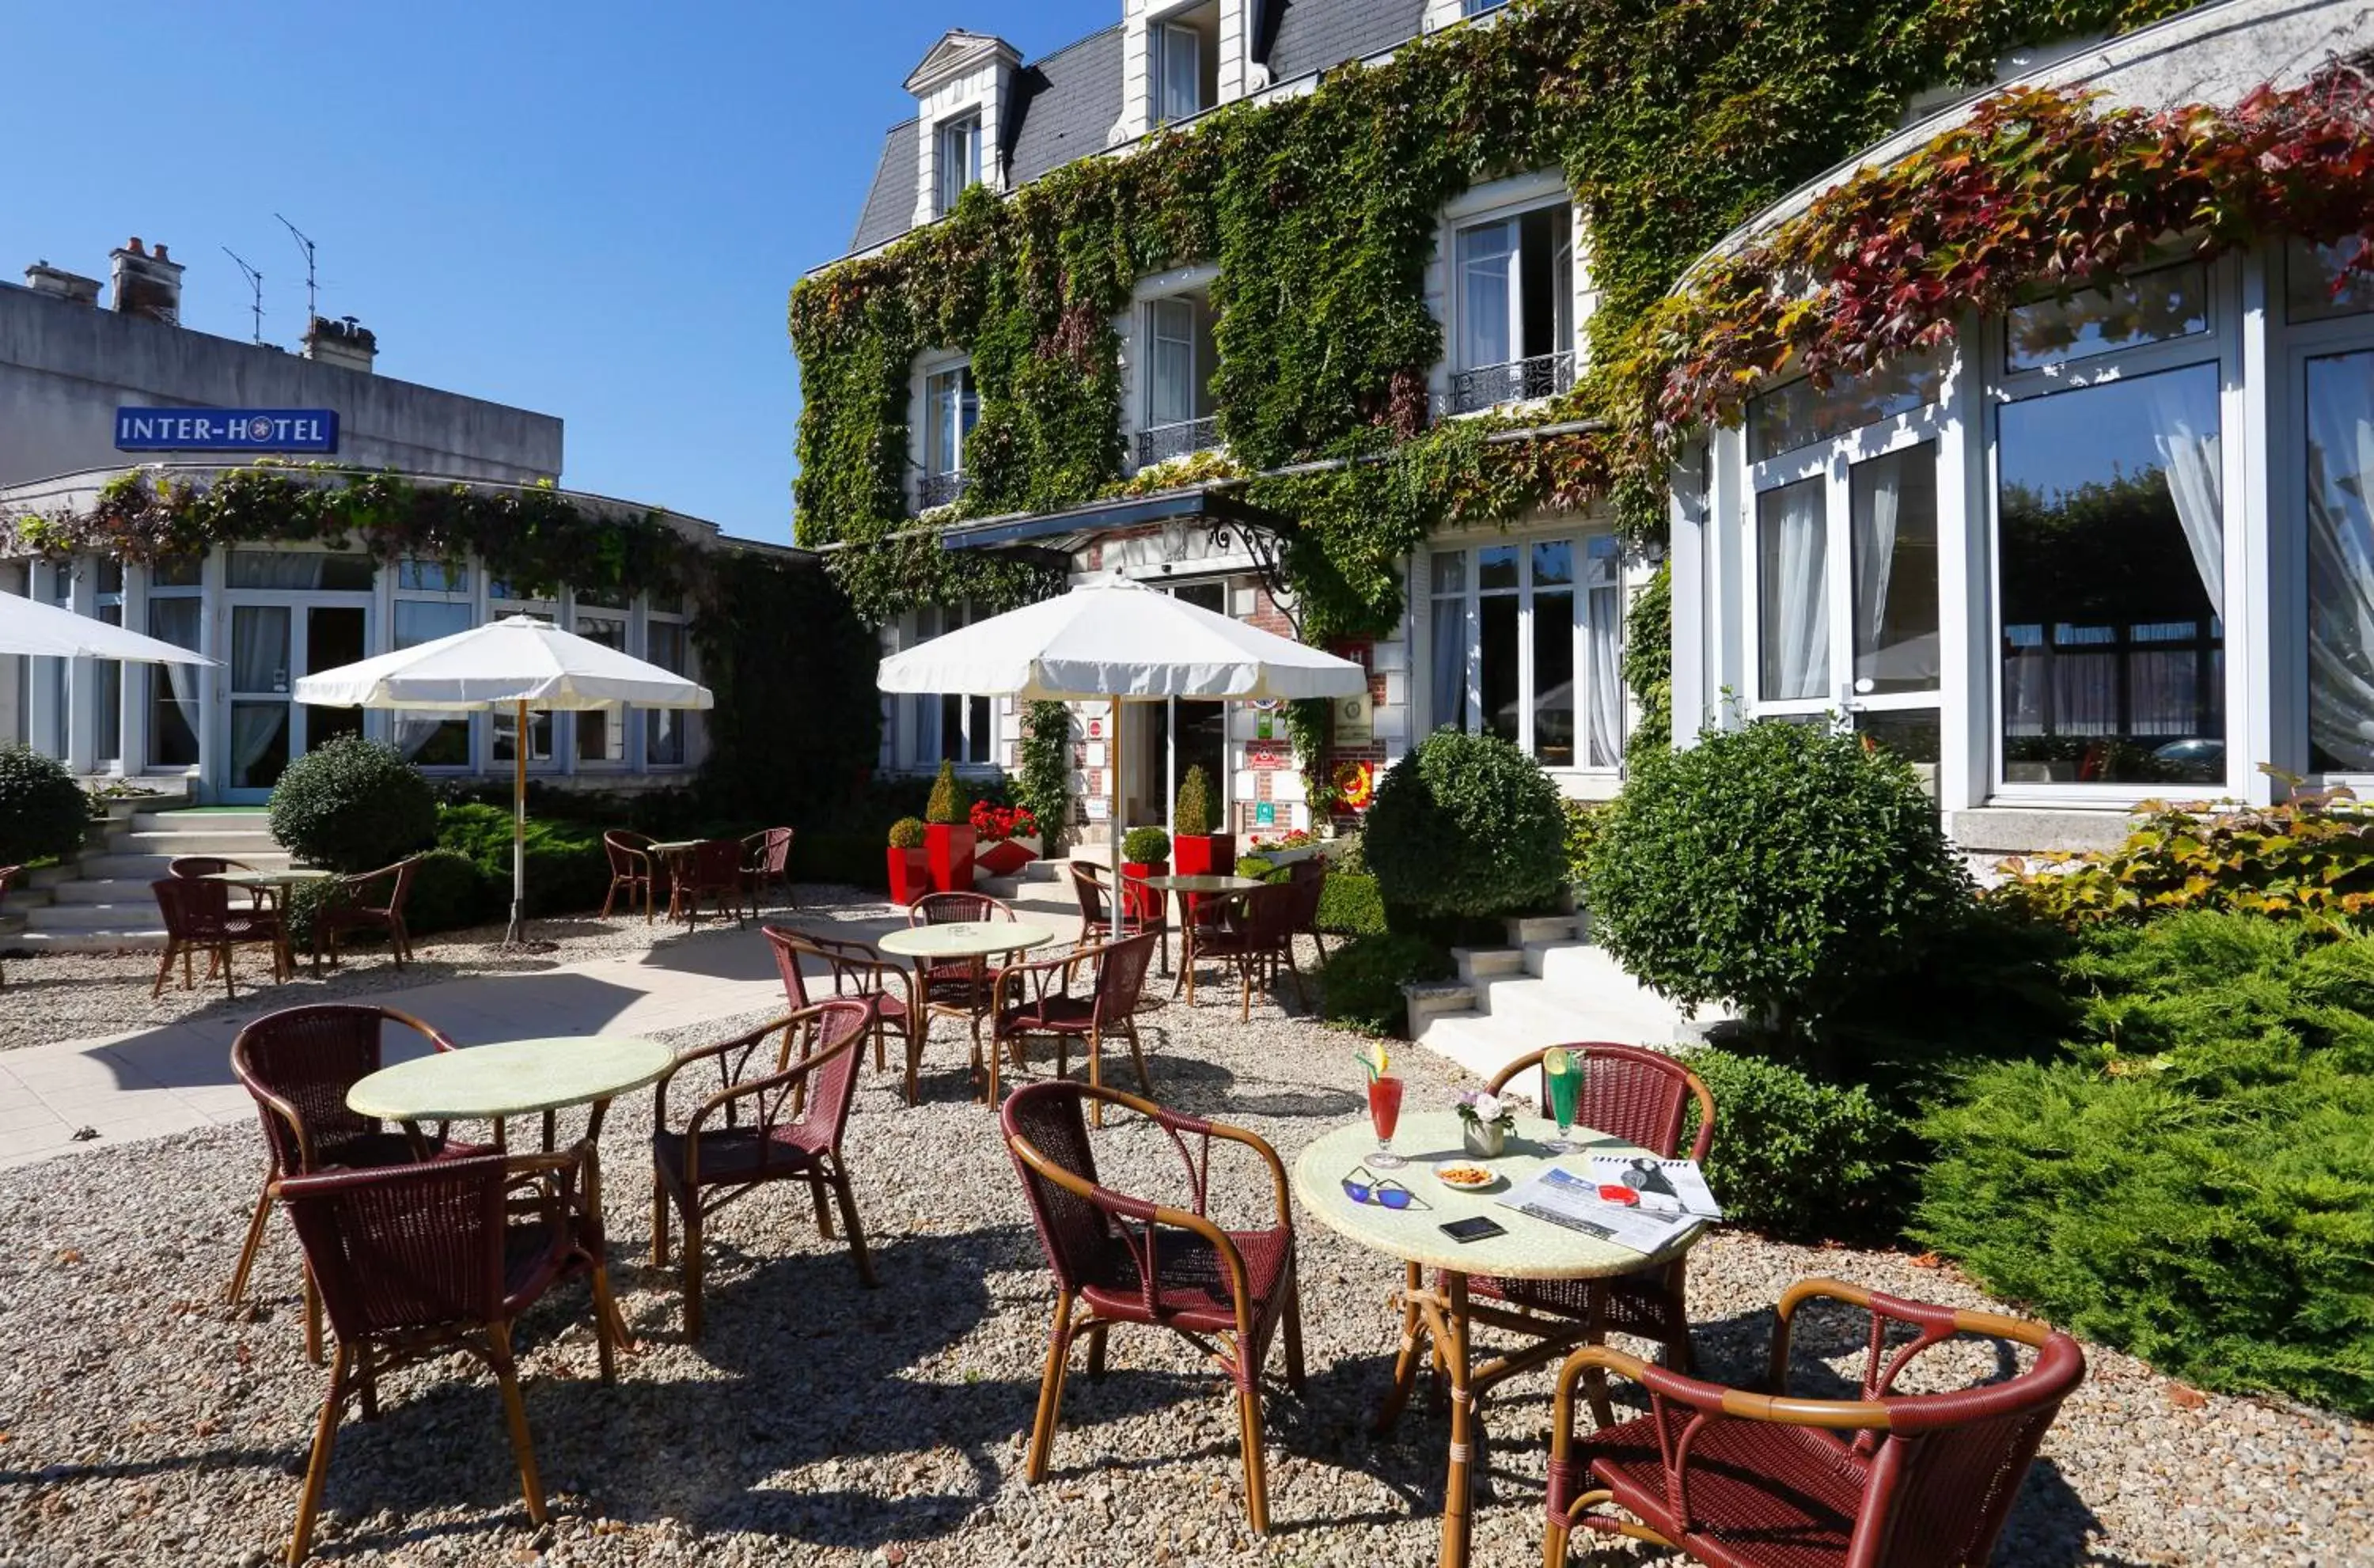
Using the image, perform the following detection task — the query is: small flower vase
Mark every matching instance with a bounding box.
[1462,1119,1507,1160]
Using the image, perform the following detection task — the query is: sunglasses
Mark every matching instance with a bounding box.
[1342,1165,1425,1210]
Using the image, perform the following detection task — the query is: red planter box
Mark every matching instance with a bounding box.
[977,838,1037,879]
[886,846,930,906]
[927,823,977,893]
[1120,858,1170,923]
[1173,833,1237,878]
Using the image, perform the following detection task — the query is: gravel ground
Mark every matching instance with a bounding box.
[0,924,2362,1568]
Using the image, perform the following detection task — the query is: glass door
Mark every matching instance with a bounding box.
[222,601,368,800]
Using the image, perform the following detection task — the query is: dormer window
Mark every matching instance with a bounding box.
[1139,291,1219,467]
[921,363,979,510]
[1450,200,1575,414]
[1152,3,1219,125]
[937,112,984,214]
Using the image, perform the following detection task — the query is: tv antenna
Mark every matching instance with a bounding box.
[275,214,318,324]
[221,247,265,344]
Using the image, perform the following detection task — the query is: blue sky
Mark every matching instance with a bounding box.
[0,1,1117,543]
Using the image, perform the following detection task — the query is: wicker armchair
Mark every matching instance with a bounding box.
[311,855,421,971]
[1070,862,1166,968]
[990,931,1159,1120]
[649,1000,876,1339]
[1285,856,1329,960]
[670,837,749,928]
[0,864,17,990]
[743,827,797,909]
[152,876,286,998]
[1002,1081,1305,1534]
[277,1146,619,1566]
[601,829,657,922]
[1544,1278,2087,1568]
[764,925,921,1102]
[1196,881,1305,1020]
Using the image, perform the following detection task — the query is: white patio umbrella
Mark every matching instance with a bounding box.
[294,615,713,943]
[0,589,219,665]
[876,577,1367,940]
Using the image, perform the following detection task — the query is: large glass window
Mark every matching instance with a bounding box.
[647,618,690,767]
[936,112,981,215]
[1748,351,1946,463]
[1451,203,1574,411]
[1430,535,1622,767]
[1141,293,1219,464]
[1997,362,2225,786]
[922,364,979,508]
[1757,478,1829,703]
[146,564,204,768]
[392,599,473,766]
[489,585,555,766]
[574,605,629,763]
[2004,260,2210,373]
[2306,347,2374,771]
[226,548,377,592]
[910,603,992,767]
[2289,237,2374,325]
[1850,443,1940,695]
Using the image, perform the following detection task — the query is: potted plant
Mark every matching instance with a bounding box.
[886,817,930,906]
[972,800,1041,879]
[1119,824,1171,924]
[1454,1089,1517,1159]
[1170,764,1234,879]
[923,759,975,892]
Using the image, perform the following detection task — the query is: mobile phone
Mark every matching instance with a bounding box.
[1440,1216,1507,1243]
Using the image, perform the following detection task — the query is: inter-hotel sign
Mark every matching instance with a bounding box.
[114,407,339,454]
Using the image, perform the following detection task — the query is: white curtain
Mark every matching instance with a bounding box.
[1458,222,1515,373]
[149,597,201,743]
[1853,454,1901,670]
[229,607,288,776]
[1760,480,1829,701]
[2149,381,2225,617]
[2307,351,2374,768]
[1159,22,1200,121]
[1587,584,1623,766]
[1429,551,1470,733]
[230,551,330,589]
[1151,299,1196,427]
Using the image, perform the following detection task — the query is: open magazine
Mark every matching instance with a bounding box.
[1497,1157,1723,1255]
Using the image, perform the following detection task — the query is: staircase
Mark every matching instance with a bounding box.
[1405,913,1724,1085]
[977,853,1078,925]
[11,809,289,953]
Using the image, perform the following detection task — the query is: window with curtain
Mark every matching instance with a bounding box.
[1429,536,1621,767]
[1148,297,1201,426]
[937,112,981,214]
[1156,21,1203,123]
[392,598,473,766]
[1757,478,1829,703]
[1850,442,1940,695]
[146,579,203,767]
[926,365,978,478]
[1450,203,1575,407]
[2307,346,2374,771]
[226,549,376,592]
[1997,362,2225,785]
[908,604,992,767]
[93,562,123,766]
[647,618,691,766]
[574,609,628,763]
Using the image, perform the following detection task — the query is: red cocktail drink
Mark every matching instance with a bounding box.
[1368,1074,1406,1168]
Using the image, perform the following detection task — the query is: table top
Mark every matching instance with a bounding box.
[647,839,705,854]
[348,1035,676,1122]
[877,920,1060,960]
[1291,1109,1705,1280]
[206,869,336,888]
[1139,873,1266,894]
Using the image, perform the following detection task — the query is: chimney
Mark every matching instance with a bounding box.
[22,260,102,306]
[303,314,378,373]
[108,237,184,324]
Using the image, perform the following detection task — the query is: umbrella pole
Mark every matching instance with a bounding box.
[505,698,528,946]
[1110,699,1124,945]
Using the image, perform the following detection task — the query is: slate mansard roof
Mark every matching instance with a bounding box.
[843,0,1429,259]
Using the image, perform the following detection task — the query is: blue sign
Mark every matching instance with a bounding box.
[115,407,339,454]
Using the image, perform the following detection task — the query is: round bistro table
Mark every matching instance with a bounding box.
[1291,1109,1708,1568]
[202,868,334,980]
[1137,873,1266,1005]
[877,920,1060,1100]
[643,840,707,925]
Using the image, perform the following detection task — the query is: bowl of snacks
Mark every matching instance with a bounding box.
[1434,1163,1504,1192]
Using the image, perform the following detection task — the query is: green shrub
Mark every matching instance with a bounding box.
[1328,829,1365,875]
[1317,871,1386,936]
[1683,1047,1903,1242]
[267,736,436,874]
[0,745,90,867]
[1916,912,2374,1417]
[405,848,495,936]
[1990,787,2374,929]
[1365,729,1566,921]
[434,804,607,915]
[924,759,967,825]
[1591,721,1971,1043]
[887,816,927,850]
[1122,826,1170,864]
[1318,932,1454,1036]
[1561,798,1608,888]
[1236,854,1279,880]
[1174,766,1216,836]
[1015,702,1072,852]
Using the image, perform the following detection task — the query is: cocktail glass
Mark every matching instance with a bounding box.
[1545,1051,1582,1153]
[1367,1074,1406,1168]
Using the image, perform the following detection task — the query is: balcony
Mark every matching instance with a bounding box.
[916,472,970,512]
[1136,418,1220,469]
[1446,350,1575,415]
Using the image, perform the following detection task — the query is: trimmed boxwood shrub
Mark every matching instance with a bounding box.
[435,804,607,916]
[0,745,90,867]
[1365,730,1566,922]
[888,816,927,849]
[1682,1047,1903,1243]
[405,848,498,936]
[1317,871,1386,936]
[1319,933,1453,1036]
[924,760,967,825]
[1122,826,1170,864]
[1915,912,2374,1417]
[1174,766,1216,836]
[1591,721,1971,1045]
[268,736,436,873]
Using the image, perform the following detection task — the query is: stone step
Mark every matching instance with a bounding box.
[1470,971,1701,1043]
[27,901,164,933]
[131,809,270,832]
[14,928,167,953]
[74,853,183,881]
[115,828,286,858]
[47,880,144,905]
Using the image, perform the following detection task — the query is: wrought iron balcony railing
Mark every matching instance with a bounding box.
[916,472,970,512]
[1136,417,1220,469]
[1447,351,1575,415]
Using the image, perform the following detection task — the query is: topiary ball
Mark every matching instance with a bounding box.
[1121,825,1171,865]
[888,816,927,850]
[1364,729,1567,921]
[0,745,92,867]
[267,735,437,874]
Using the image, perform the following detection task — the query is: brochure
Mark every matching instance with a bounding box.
[1583,1155,1724,1221]
[1496,1163,1718,1255]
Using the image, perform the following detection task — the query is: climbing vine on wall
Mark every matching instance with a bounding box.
[791,0,2203,710]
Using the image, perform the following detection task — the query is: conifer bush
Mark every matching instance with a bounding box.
[924,759,967,825]
[1174,765,1216,837]
[0,745,90,868]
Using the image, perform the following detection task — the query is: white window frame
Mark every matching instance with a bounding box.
[643,603,694,770]
[1424,529,1625,772]
[486,582,559,771]
[904,602,996,771]
[1446,191,1576,411]
[390,558,478,771]
[1154,18,1204,125]
[936,112,982,215]
[924,362,978,480]
[2280,238,2374,788]
[1982,252,2247,807]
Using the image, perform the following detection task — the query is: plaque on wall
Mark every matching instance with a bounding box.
[1334,690,1375,746]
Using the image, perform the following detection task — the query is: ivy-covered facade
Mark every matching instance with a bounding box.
[795,0,2234,843]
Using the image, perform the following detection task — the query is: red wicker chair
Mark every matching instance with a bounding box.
[0,865,17,990]
[1544,1277,2088,1568]
[1002,1081,1305,1534]
[601,830,658,922]
[1070,862,1166,968]
[989,931,1159,1120]
[908,890,1016,1043]
[763,925,921,1102]
[1285,856,1329,960]
[1195,881,1305,1020]
[311,855,421,971]
[151,876,286,998]
[669,836,749,928]
[743,827,797,909]
[277,1146,619,1567]
[649,1000,877,1339]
